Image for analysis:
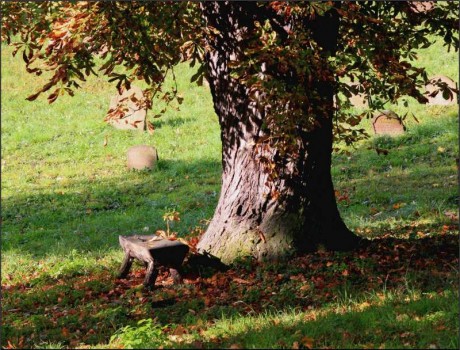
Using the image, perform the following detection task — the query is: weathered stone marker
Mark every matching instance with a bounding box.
[424,75,458,106]
[108,85,147,130]
[372,110,405,136]
[118,235,189,290]
[127,145,158,170]
[348,83,369,108]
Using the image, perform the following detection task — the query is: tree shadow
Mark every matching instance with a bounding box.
[153,116,193,129]
[196,291,457,349]
[2,233,457,348]
[1,158,221,259]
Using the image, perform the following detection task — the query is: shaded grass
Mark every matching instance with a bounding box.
[2,233,458,349]
[333,108,458,233]
[1,33,458,349]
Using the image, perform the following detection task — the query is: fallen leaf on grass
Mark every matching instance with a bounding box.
[191,341,204,349]
[443,211,458,221]
[301,336,314,349]
[233,277,252,285]
[172,325,188,335]
[61,327,70,337]
[357,301,371,311]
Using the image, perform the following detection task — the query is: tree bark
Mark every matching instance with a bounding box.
[197,2,361,263]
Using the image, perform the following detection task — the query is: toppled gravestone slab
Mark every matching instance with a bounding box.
[127,145,158,170]
[372,110,405,136]
[118,235,189,290]
[424,75,458,106]
[108,85,146,130]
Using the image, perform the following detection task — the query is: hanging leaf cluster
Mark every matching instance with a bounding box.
[2,1,458,152]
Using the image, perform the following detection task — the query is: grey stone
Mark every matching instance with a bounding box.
[108,85,147,130]
[127,145,158,170]
[372,110,405,136]
[424,75,458,106]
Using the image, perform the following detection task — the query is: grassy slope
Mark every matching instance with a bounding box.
[1,50,221,277]
[1,35,458,349]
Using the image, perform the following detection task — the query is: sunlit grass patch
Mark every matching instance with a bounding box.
[1,30,458,349]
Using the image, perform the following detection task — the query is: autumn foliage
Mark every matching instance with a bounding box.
[2,1,458,155]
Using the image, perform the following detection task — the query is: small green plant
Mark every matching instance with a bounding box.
[109,319,169,349]
[161,209,181,237]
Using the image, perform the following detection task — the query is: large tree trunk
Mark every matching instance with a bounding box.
[197,2,361,263]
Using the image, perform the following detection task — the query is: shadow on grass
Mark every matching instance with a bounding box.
[198,291,458,349]
[3,153,456,260]
[153,116,194,129]
[2,233,457,348]
[1,158,221,258]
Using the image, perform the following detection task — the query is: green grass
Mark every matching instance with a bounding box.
[332,35,458,234]
[1,47,221,278]
[1,35,458,349]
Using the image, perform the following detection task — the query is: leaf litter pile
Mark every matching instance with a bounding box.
[2,225,458,349]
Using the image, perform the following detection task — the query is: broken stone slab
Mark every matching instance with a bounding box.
[108,85,147,130]
[424,75,458,106]
[118,234,189,290]
[372,110,405,136]
[127,145,158,171]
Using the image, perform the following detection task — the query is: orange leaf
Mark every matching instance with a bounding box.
[233,277,252,285]
[61,327,70,337]
[172,325,188,335]
[301,336,314,349]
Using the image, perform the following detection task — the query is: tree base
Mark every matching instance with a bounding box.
[197,217,362,264]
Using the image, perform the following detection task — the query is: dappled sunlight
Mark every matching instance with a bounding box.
[2,4,459,347]
[202,290,457,349]
[1,159,221,262]
[2,233,457,348]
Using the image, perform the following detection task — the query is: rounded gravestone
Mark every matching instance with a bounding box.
[372,110,405,136]
[127,145,158,171]
[424,75,458,106]
[108,85,147,130]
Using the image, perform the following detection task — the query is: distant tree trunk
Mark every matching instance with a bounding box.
[197,2,361,263]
